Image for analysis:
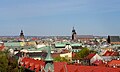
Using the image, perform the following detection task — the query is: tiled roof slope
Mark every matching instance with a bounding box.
[104,51,119,56]
[108,60,120,67]
[20,57,120,72]
[84,53,96,59]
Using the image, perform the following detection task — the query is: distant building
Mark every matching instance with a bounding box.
[72,27,77,40]
[54,42,82,53]
[19,30,25,41]
[107,36,120,44]
[78,35,94,42]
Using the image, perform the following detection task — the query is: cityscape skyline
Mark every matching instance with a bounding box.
[0,0,120,36]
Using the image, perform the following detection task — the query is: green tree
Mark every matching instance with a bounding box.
[61,57,69,62]
[74,48,90,59]
[0,51,8,72]
[90,50,97,54]
[54,56,69,62]
[0,50,24,72]
[54,56,61,62]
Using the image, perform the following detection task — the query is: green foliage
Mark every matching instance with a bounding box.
[54,56,69,62]
[53,56,61,62]
[0,50,25,72]
[61,57,69,62]
[90,50,97,54]
[19,66,25,72]
[0,51,8,72]
[73,48,97,60]
[77,48,90,58]
[73,48,90,60]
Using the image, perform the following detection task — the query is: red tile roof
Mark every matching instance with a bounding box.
[30,63,34,70]
[84,53,96,59]
[21,57,45,72]
[108,60,120,67]
[54,62,120,72]
[0,45,5,51]
[60,67,65,72]
[54,62,67,72]
[103,51,119,56]
[77,66,120,72]
[20,57,120,72]
[93,60,104,66]
[72,52,76,58]
[74,68,79,72]
[66,65,78,72]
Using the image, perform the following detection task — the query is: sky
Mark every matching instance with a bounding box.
[0,0,120,36]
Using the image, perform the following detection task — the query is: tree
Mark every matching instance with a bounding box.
[54,56,61,62]
[0,51,8,72]
[0,50,24,72]
[54,56,69,62]
[89,50,97,54]
[74,48,90,60]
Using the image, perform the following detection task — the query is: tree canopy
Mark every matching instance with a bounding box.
[0,50,24,72]
[54,56,69,62]
[73,48,90,60]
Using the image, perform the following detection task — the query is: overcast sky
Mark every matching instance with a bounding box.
[0,0,120,36]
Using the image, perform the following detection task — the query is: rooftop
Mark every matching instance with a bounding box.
[84,53,96,59]
[20,57,120,72]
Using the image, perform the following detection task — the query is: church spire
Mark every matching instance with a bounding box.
[21,30,23,33]
[72,27,77,40]
[20,30,23,35]
[72,27,75,33]
[45,46,53,61]
[44,46,54,72]
[19,30,25,41]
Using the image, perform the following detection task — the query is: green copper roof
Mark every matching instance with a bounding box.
[37,46,50,50]
[45,62,54,72]
[45,46,53,61]
[113,45,120,47]
[55,42,82,47]
[55,43,66,47]
[26,46,47,51]
[70,43,82,46]
[55,42,70,47]
[4,42,21,47]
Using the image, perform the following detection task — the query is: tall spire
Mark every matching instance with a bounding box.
[21,30,23,33]
[19,30,25,41]
[72,27,77,40]
[20,30,24,35]
[44,46,54,72]
[45,46,53,61]
[72,26,75,33]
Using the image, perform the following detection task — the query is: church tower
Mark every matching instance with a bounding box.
[44,46,54,72]
[72,27,77,40]
[19,30,25,41]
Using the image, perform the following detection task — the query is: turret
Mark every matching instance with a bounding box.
[44,46,54,72]
[19,30,25,41]
[72,27,77,40]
